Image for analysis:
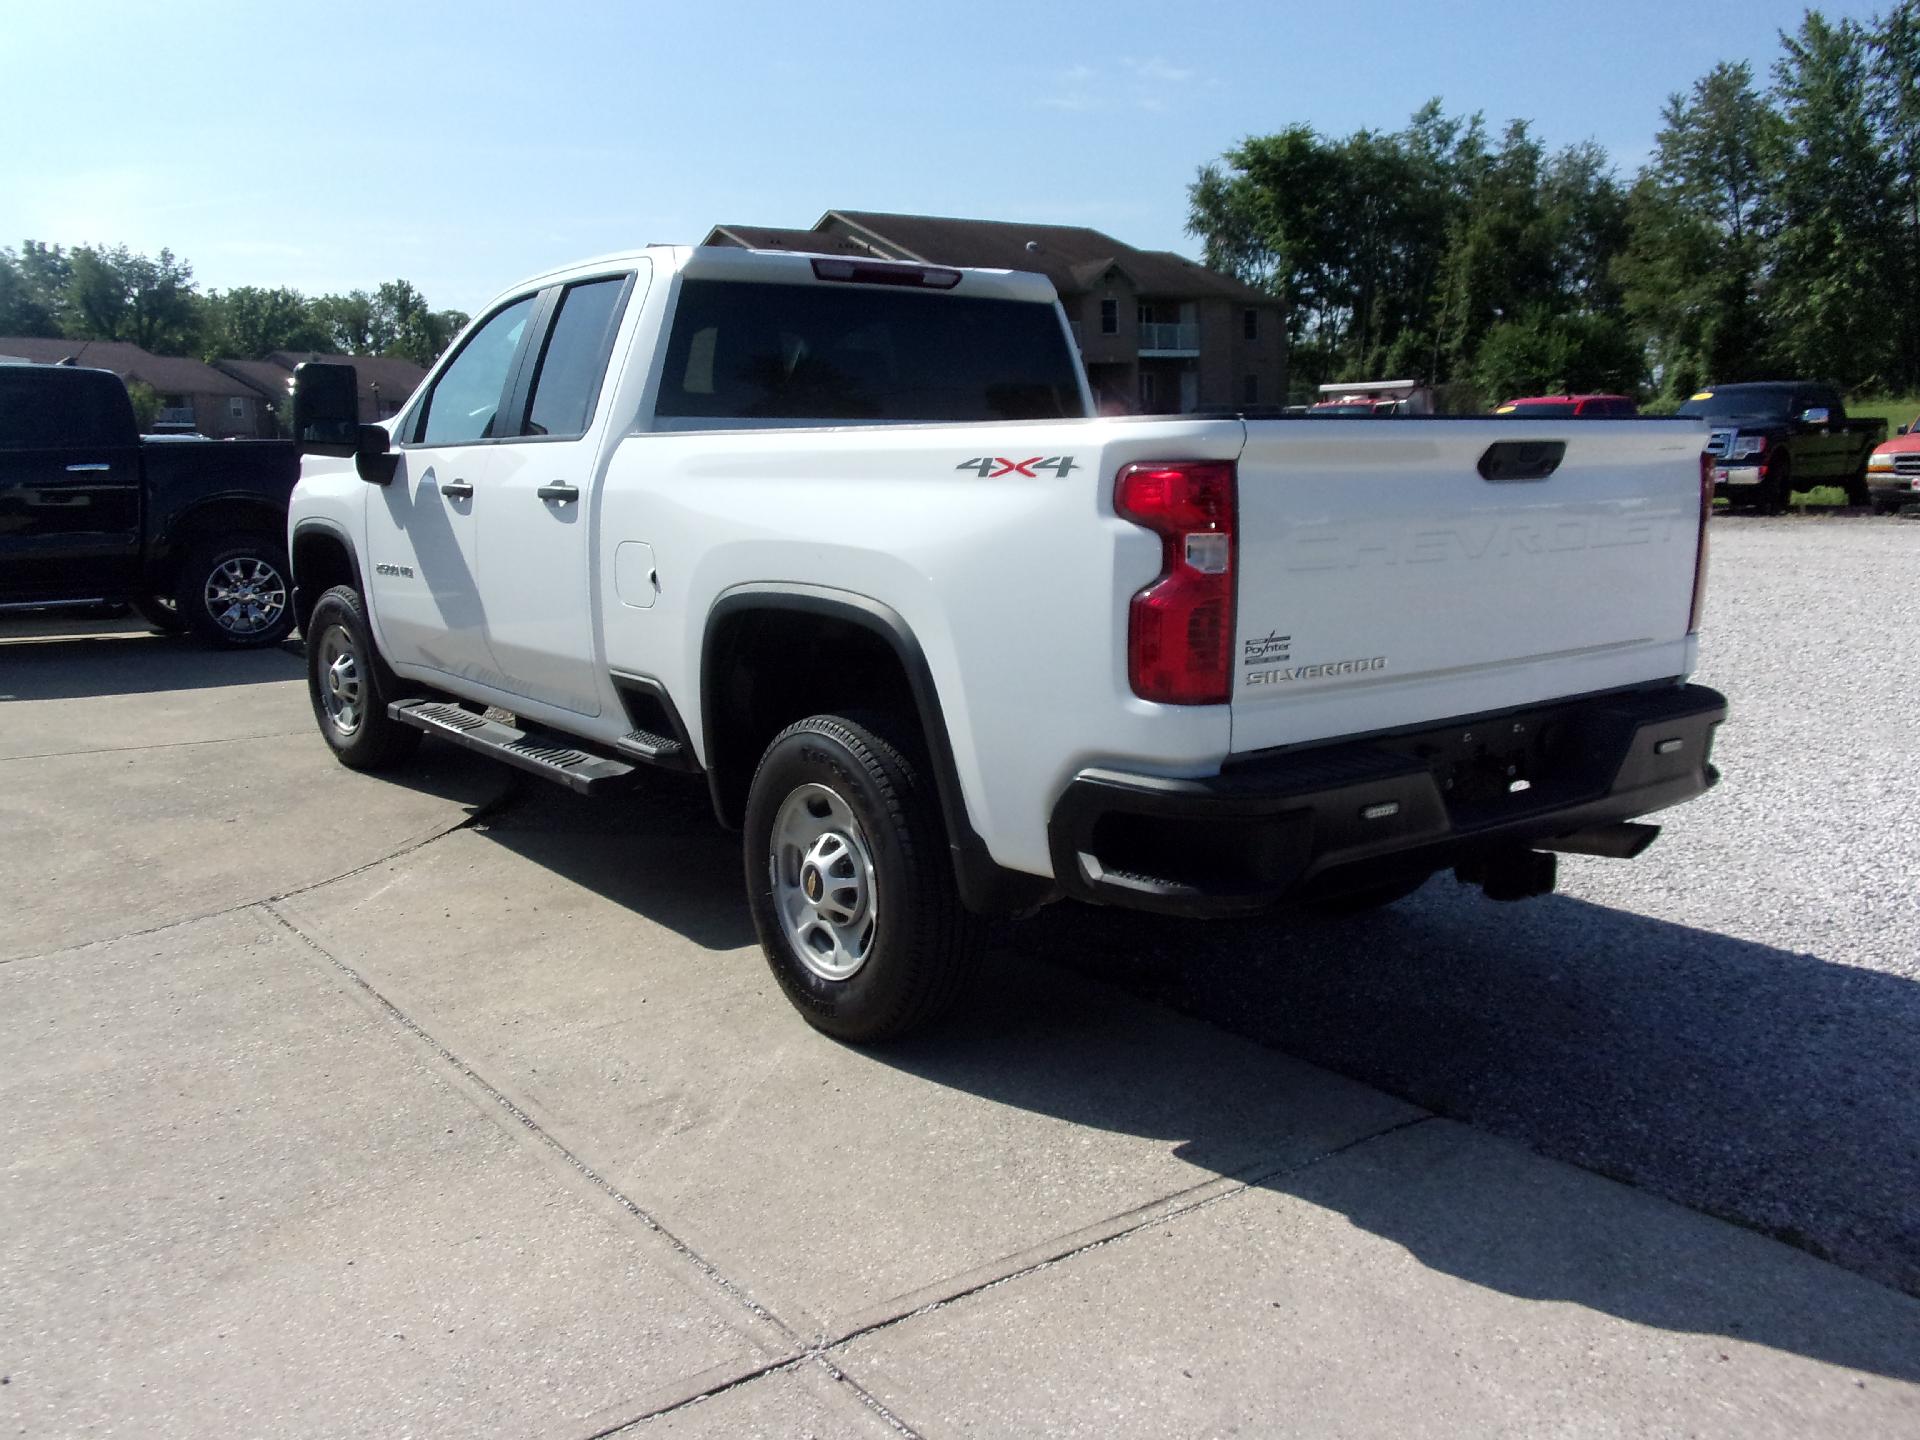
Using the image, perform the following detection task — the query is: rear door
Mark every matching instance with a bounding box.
[471,268,641,716]
[1229,419,1705,754]
[0,369,141,597]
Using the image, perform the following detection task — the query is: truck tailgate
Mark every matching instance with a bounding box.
[1229,419,1706,754]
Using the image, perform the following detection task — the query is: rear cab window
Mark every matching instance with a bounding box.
[0,369,132,449]
[652,279,1084,427]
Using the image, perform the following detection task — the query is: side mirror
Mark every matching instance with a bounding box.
[355,423,398,486]
[292,362,360,454]
[1898,424,1910,437]
[1798,406,1831,427]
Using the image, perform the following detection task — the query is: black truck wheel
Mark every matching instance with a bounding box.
[179,534,296,648]
[1843,462,1872,509]
[1765,451,1793,515]
[744,712,980,1043]
[305,584,422,769]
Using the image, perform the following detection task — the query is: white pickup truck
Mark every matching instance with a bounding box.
[287,245,1726,1041]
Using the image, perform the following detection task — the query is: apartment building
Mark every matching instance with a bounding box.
[705,210,1286,414]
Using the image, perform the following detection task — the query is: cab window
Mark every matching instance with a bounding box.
[414,295,535,446]
[522,277,630,438]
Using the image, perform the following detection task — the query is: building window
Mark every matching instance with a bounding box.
[228,396,247,420]
[1243,374,1259,404]
[1100,299,1117,335]
[1243,308,1258,341]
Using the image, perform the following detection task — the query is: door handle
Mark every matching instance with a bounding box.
[538,482,579,505]
[65,463,112,473]
[438,479,474,500]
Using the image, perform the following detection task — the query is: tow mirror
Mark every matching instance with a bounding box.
[355,424,398,486]
[1898,424,1910,437]
[1797,406,1831,427]
[291,362,360,455]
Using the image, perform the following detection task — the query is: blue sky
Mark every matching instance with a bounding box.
[0,0,1886,315]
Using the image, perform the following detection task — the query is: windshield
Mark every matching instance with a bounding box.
[1675,386,1797,421]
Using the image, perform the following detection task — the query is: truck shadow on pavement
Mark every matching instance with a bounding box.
[870,888,1920,1382]
[0,626,303,701]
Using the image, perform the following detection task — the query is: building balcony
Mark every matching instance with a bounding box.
[1139,322,1199,355]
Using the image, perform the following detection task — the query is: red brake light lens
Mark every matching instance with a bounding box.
[1115,461,1237,704]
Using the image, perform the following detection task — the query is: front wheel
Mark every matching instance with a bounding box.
[179,534,296,648]
[744,713,979,1043]
[305,584,421,770]
[1843,463,1872,509]
[1764,451,1793,515]
[130,593,188,634]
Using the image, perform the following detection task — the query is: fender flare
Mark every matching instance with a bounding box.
[702,582,1050,915]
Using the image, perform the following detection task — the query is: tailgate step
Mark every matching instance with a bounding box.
[388,700,638,795]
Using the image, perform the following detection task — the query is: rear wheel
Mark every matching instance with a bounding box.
[305,584,421,770]
[744,712,979,1043]
[179,534,296,648]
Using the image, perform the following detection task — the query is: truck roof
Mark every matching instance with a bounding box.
[497,245,1062,309]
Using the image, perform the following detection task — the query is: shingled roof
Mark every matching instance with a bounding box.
[0,337,257,396]
[706,225,874,258]
[826,210,1272,304]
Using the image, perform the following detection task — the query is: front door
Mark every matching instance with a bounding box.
[472,270,640,716]
[367,292,538,688]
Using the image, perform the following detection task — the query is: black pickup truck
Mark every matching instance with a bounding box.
[1681,381,1886,513]
[0,363,300,646]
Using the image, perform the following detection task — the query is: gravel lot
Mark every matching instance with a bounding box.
[1014,513,1920,1295]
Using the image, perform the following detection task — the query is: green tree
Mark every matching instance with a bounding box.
[310,290,375,353]
[1869,0,1920,387]
[201,285,329,359]
[1619,62,1783,396]
[123,378,161,431]
[1770,11,1897,387]
[64,245,202,354]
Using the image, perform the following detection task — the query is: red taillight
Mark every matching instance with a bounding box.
[1115,460,1237,704]
[1690,449,1712,634]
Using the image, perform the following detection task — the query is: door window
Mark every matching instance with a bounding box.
[415,295,535,446]
[522,277,630,438]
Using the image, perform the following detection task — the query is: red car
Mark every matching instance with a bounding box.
[1494,394,1640,417]
[1866,414,1920,513]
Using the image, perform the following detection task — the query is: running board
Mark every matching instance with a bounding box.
[388,700,639,795]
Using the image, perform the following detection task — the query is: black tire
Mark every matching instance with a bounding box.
[1843,464,1871,509]
[178,533,296,648]
[1310,870,1434,914]
[130,593,189,634]
[744,712,980,1043]
[1764,451,1793,515]
[305,584,422,770]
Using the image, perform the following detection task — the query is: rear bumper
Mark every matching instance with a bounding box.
[1048,683,1727,918]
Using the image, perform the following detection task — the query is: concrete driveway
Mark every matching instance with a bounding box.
[3,604,1917,1438]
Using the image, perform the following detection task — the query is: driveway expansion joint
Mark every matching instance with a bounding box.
[260,899,806,1356]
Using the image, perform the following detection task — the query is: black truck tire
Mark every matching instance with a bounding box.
[305,584,422,770]
[744,712,980,1043]
[178,533,297,648]
[1765,451,1793,515]
[1844,462,1872,509]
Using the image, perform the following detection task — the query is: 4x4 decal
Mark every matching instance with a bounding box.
[955,456,1079,478]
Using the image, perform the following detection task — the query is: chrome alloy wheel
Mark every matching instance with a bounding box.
[770,782,879,981]
[316,623,364,737]
[204,556,288,637]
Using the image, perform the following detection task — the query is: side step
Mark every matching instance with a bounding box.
[613,725,692,769]
[388,700,638,795]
